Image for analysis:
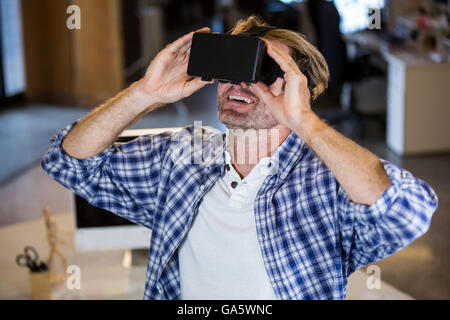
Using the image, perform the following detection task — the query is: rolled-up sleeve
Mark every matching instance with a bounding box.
[41,121,171,229]
[337,159,438,275]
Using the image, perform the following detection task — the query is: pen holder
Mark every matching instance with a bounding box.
[29,270,51,300]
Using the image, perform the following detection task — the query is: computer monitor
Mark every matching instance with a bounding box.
[72,127,183,252]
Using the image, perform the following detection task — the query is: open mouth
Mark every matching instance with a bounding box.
[223,94,256,113]
[228,95,254,104]
[220,87,258,114]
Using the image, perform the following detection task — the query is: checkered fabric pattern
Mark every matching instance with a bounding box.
[42,121,438,299]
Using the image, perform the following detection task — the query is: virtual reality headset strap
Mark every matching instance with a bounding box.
[239,25,277,37]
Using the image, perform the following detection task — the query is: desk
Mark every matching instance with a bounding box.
[0,212,412,299]
[0,213,146,299]
[385,51,450,155]
[345,32,450,155]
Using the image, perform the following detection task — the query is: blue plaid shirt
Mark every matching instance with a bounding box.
[42,122,438,300]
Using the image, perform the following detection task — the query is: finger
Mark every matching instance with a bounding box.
[180,26,210,55]
[176,40,191,57]
[166,27,210,55]
[149,27,209,76]
[182,77,213,97]
[252,81,276,104]
[184,47,191,58]
[194,26,211,33]
[264,40,299,75]
[176,43,191,62]
[158,40,191,75]
[253,82,286,123]
[173,44,191,65]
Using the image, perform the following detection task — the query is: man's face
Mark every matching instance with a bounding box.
[217,41,291,130]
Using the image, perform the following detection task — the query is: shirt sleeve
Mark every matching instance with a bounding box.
[337,159,438,276]
[41,121,172,229]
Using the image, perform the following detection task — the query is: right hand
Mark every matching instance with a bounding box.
[139,27,213,105]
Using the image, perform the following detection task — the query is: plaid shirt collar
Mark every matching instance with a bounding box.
[219,129,307,183]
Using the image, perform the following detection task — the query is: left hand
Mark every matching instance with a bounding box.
[252,40,314,132]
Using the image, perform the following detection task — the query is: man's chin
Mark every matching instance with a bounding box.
[219,111,250,129]
[219,115,278,130]
[220,120,251,130]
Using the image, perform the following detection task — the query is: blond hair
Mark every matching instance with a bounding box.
[230,16,329,100]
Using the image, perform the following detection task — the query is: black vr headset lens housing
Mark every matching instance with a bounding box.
[187,26,284,86]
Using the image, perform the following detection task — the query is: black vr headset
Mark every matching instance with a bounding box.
[187,26,285,86]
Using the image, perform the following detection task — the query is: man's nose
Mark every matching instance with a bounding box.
[232,82,250,89]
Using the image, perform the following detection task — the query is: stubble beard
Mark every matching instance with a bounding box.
[217,90,278,130]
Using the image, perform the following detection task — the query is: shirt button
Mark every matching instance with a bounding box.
[231,181,238,188]
[199,185,205,190]
[225,164,230,171]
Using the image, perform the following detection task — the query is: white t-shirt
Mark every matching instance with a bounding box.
[178,151,278,300]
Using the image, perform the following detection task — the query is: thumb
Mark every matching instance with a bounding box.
[252,81,275,105]
[182,77,213,97]
[253,81,286,124]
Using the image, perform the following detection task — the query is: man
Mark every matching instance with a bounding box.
[42,16,438,299]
